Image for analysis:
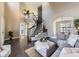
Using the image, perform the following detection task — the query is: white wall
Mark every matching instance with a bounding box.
[5,2,20,38]
[54,3,79,19]
[0,2,5,46]
[53,3,79,36]
[42,3,55,37]
[42,2,79,37]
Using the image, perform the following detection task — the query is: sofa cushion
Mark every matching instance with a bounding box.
[59,48,79,57]
[57,40,66,46]
[75,40,79,47]
[51,44,72,57]
[60,53,79,57]
[67,34,77,47]
[51,47,62,57]
[57,40,72,49]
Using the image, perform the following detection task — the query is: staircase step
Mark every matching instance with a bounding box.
[31,24,42,37]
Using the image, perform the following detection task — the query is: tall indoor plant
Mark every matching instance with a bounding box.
[74,19,79,35]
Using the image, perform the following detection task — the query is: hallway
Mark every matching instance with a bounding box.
[4,38,33,57]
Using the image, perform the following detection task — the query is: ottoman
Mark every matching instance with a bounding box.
[34,40,57,57]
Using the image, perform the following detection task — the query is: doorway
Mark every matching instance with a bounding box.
[37,5,42,26]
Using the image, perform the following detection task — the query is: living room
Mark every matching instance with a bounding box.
[0,2,79,57]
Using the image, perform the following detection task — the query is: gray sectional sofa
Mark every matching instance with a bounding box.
[51,40,72,57]
[48,36,79,57]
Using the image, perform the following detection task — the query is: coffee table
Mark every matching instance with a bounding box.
[34,40,57,57]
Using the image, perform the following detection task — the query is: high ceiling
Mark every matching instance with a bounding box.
[24,2,42,8]
[49,2,79,12]
[20,2,42,15]
[50,2,67,9]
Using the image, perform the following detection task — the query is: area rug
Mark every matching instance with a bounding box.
[25,47,41,57]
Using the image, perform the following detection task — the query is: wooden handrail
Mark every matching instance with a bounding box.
[28,25,36,30]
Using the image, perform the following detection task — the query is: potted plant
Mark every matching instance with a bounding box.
[8,31,13,40]
[74,19,79,35]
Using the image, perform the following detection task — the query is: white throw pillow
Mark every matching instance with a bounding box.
[57,40,67,46]
[67,34,77,47]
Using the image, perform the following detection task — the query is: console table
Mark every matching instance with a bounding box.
[34,40,57,57]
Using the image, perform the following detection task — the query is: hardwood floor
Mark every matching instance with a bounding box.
[4,38,34,57]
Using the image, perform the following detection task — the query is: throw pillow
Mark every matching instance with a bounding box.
[67,34,78,47]
[74,40,79,47]
[57,40,72,49]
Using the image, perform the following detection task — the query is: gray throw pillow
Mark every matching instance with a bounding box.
[75,40,79,47]
[57,40,72,49]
